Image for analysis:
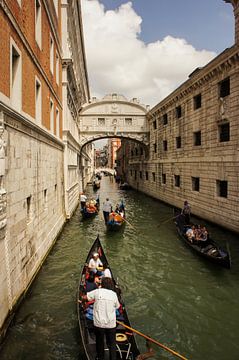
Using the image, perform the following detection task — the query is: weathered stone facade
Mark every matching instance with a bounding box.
[126,1,239,233]
[0,0,90,335]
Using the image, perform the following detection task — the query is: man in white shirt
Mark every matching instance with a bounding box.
[88,253,103,274]
[80,193,87,209]
[102,198,112,224]
[86,277,120,360]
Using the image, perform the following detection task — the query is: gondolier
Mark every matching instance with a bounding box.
[102,198,112,224]
[80,193,87,209]
[181,200,191,224]
[86,277,120,360]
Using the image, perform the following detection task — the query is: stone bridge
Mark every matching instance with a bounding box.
[95,167,115,175]
[78,94,150,148]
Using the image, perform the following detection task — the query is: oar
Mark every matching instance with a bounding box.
[157,214,180,227]
[120,215,137,231]
[117,321,188,360]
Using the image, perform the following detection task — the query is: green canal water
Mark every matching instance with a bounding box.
[0,176,239,360]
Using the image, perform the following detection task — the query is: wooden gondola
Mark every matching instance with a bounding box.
[175,213,231,269]
[77,236,140,360]
[93,179,101,190]
[106,210,126,231]
[119,182,131,190]
[81,200,99,219]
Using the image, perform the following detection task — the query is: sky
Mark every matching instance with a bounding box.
[81,0,234,107]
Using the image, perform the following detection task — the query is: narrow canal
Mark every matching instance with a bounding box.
[1,175,239,360]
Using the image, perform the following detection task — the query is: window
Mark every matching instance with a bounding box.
[175,175,180,187]
[11,42,22,110]
[130,170,132,176]
[163,140,168,151]
[152,172,156,182]
[125,118,132,126]
[98,118,105,126]
[219,122,230,142]
[194,94,201,110]
[53,0,58,16]
[219,78,230,98]
[131,150,133,157]
[26,196,32,223]
[145,171,148,180]
[162,173,166,184]
[35,0,42,49]
[176,136,181,149]
[56,52,59,85]
[216,180,228,198]
[56,108,60,137]
[140,147,143,156]
[134,170,137,180]
[192,177,200,192]
[135,148,138,156]
[50,35,54,74]
[153,120,157,130]
[35,78,42,123]
[194,131,201,146]
[153,143,157,153]
[176,105,182,119]
[50,99,54,132]
[162,113,168,125]
[44,189,47,210]
[140,171,142,179]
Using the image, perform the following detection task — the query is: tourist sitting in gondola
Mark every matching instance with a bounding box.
[186,225,195,243]
[85,271,98,292]
[88,252,103,275]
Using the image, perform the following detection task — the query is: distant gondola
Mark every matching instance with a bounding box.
[106,210,126,231]
[81,200,99,219]
[119,182,131,190]
[93,179,101,190]
[77,236,140,360]
[175,213,231,269]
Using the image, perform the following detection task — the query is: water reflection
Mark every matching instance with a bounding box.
[0,175,239,360]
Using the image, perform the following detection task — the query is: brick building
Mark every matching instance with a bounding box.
[0,0,90,335]
[126,0,239,233]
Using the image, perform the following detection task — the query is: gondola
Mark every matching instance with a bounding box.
[81,200,99,219]
[93,179,101,190]
[77,236,140,360]
[119,182,131,190]
[106,210,126,231]
[175,213,231,269]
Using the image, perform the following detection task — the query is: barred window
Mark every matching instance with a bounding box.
[219,78,230,98]
[219,122,230,142]
[194,94,201,110]
[194,131,201,146]
[216,180,228,198]
[175,175,180,187]
[192,177,200,192]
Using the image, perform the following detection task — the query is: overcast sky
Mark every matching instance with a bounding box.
[81,0,234,107]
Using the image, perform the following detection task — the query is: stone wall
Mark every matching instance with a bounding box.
[127,45,239,233]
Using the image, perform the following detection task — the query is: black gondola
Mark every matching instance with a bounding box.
[106,210,126,231]
[175,213,231,269]
[77,236,140,360]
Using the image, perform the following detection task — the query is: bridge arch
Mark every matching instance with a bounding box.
[78,94,150,148]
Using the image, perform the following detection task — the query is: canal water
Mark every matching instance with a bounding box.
[0,175,239,360]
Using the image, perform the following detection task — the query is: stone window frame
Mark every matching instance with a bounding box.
[10,38,22,111]
[162,173,166,185]
[162,113,168,125]
[176,136,181,149]
[193,131,201,146]
[216,180,228,198]
[35,0,42,50]
[218,121,230,143]
[193,93,202,110]
[175,105,182,119]
[192,177,200,192]
[163,140,168,151]
[218,77,230,98]
[50,98,54,133]
[174,175,180,188]
[35,76,42,124]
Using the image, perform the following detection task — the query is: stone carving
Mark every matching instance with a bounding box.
[111,103,119,113]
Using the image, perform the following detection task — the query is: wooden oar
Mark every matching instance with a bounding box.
[117,321,189,360]
[157,214,180,227]
[120,215,137,231]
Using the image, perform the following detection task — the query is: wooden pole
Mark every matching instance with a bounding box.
[117,321,189,360]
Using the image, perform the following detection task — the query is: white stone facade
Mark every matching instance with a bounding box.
[61,0,91,218]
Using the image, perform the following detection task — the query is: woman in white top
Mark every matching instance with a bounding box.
[88,253,103,274]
